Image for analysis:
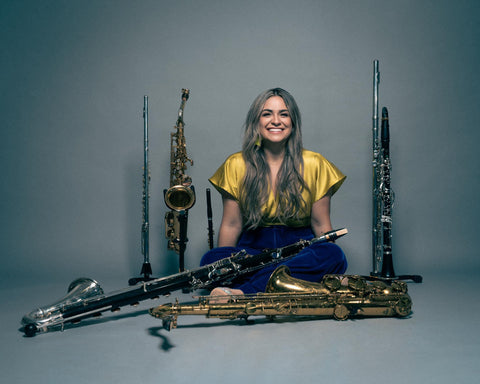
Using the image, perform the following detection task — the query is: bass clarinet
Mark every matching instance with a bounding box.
[21,229,347,337]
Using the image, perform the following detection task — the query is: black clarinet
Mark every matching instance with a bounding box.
[206,188,214,249]
[380,107,395,277]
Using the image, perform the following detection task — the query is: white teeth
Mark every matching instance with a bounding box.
[268,128,283,132]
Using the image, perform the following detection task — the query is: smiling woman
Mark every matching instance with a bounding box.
[200,88,347,295]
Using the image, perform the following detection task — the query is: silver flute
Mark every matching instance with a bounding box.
[129,96,153,285]
[372,60,383,275]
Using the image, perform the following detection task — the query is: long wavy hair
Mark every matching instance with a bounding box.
[240,88,311,229]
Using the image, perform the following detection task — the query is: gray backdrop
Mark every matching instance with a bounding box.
[1,0,479,284]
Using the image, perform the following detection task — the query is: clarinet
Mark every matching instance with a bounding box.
[21,228,347,337]
[379,107,395,277]
[206,188,214,249]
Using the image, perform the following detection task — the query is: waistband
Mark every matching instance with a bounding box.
[237,226,314,250]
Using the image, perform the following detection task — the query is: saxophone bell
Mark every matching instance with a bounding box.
[164,184,196,211]
[265,265,329,294]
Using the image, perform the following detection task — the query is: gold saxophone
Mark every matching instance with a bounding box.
[164,89,195,270]
[149,265,412,330]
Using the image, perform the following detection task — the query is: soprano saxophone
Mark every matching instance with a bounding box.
[164,89,195,271]
[150,265,412,331]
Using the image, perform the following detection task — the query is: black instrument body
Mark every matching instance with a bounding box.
[22,229,347,337]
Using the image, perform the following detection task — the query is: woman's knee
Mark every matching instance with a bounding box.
[307,242,347,269]
[200,247,239,266]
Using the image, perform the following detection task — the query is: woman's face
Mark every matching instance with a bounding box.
[258,96,292,146]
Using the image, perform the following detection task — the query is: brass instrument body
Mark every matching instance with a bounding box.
[150,265,412,330]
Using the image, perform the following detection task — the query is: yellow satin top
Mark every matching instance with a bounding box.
[209,149,346,227]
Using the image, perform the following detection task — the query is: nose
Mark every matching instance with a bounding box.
[271,113,281,125]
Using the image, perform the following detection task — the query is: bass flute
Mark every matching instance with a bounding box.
[21,228,348,337]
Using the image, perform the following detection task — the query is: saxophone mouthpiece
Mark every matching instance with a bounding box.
[381,107,389,145]
[382,106,388,120]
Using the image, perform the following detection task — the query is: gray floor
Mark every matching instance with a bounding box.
[2,270,478,384]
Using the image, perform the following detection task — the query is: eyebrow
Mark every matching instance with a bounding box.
[261,108,289,113]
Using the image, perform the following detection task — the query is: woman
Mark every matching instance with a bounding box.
[201,88,347,295]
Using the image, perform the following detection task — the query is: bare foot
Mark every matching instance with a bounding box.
[209,287,244,303]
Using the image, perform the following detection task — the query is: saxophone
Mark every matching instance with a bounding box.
[164,89,195,271]
[150,265,412,331]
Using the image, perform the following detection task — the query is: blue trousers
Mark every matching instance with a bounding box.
[200,226,347,294]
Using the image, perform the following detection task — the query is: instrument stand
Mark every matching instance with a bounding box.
[176,210,191,293]
[128,262,155,286]
[370,254,423,283]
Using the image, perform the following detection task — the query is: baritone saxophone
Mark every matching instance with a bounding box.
[149,265,412,331]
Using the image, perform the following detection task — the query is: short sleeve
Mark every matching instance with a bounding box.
[303,150,346,202]
[208,152,246,201]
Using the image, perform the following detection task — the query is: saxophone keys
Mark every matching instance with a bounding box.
[333,304,350,321]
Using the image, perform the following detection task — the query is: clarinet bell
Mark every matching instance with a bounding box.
[381,254,396,278]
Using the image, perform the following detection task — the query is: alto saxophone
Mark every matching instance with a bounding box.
[150,265,412,331]
[164,89,195,271]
